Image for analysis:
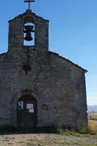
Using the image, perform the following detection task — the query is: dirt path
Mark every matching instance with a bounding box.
[0,133,97,146]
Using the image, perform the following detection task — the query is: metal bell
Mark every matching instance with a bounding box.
[24,25,34,41]
[24,32,33,41]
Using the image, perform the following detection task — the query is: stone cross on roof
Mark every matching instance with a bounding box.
[24,0,35,10]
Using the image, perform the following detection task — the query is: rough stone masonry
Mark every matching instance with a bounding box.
[0,9,88,128]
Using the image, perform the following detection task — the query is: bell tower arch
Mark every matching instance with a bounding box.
[23,17,35,46]
[8,9,49,53]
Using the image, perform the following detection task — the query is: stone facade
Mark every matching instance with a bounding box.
[0,10,88,128]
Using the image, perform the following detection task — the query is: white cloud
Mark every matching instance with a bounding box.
[87,97,97,106]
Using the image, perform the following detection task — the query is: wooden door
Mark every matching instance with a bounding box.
[17,95,37,129]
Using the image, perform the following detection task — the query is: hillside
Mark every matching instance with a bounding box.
[88,105,97,113]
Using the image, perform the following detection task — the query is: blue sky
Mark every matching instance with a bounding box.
[0,0,97,105]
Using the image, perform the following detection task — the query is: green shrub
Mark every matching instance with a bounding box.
[74,123,87,133]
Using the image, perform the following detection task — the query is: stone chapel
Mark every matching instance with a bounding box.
[0,1,88,129]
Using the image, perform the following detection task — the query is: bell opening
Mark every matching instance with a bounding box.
[24,22,35,46]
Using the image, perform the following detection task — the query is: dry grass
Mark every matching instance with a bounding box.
[87,113,97,134]
[0,114,96,145]
[0,133,97,146]
[88,112,97,121]
[87,120,97,134]
[0,120,96,145]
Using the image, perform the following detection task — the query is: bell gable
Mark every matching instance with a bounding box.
[8,10,49,52]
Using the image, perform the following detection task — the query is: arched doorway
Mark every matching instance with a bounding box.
[17,95,37,129]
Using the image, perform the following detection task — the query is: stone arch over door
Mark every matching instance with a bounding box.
[11,89,40,127]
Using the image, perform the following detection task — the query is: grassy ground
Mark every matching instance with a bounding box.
[0,113,97,146]
[0,132,97,146]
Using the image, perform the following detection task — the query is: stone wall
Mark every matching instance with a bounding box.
[0,47,88,127]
